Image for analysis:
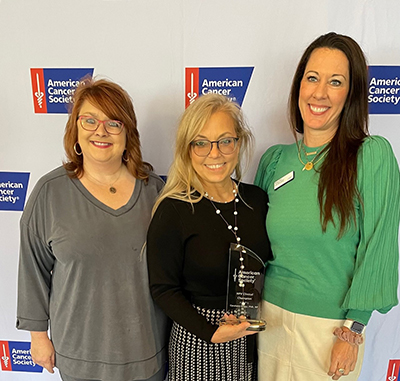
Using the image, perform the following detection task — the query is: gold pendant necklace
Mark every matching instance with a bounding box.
[86,167,124,193]
[297,139,329,171]
[303,162,314,171]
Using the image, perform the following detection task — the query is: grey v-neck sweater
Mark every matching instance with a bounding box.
[17,166,168,381]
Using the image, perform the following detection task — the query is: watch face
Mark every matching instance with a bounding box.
[352,321,365,334]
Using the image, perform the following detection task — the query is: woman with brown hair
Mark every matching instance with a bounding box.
[255,32,400,380]
[16,77,168,381]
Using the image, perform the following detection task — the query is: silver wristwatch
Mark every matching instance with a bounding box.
[343,319,365,335]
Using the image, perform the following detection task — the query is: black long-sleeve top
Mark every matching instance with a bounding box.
[147,182,271,343]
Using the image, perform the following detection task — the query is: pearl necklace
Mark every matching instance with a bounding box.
[206,186,251,319]
[206,185,253,318]
[205,185,241,244]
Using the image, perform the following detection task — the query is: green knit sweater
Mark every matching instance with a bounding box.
[255,136,400,325]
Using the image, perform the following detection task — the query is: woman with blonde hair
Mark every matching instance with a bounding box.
[147,93,271,380]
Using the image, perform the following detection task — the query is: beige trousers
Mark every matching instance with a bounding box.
[258,301,364,381]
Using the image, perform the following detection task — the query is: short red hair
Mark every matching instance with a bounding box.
[63,77,152,181]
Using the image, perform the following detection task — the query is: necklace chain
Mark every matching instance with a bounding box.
[205,183,247,314]
[297,139,329,171]
[85,167,124,194]
[205,183,241,243]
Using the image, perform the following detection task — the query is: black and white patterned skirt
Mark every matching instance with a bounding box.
[168,306,256,381]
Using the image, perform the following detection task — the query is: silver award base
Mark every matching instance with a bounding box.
[219,316,266,332]
[246,319,266,331]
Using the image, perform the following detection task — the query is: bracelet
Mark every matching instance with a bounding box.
[333,327,364,345]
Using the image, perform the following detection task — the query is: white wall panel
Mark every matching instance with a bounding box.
[1,1,399,379]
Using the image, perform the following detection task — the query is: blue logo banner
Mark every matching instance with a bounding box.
[185,67,254,107]
[31,68,94,114]
[199,67,254,106]
[0,172,30,211]
[1,341,43,373]
[368,66,400,114]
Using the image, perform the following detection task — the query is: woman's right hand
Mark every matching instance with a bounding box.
[211,314,258,343]
[30,331,55,373]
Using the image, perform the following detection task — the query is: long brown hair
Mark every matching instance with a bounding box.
[289,32,369,236]
[63,77,152,181]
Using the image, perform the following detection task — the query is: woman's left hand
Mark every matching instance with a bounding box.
[211,314,257,343]
[328,338,358,380]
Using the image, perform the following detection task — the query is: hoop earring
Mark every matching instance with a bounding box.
[122,150,129,162]
[74,142,82,156]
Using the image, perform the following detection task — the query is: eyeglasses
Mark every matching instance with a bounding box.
[190,137,240,157]
[78,115,124,135]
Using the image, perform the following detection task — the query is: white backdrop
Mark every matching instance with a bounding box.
[1,1,399,380]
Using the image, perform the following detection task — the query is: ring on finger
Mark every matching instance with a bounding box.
[338,368,345,374]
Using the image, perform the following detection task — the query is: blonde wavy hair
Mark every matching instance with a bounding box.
[153,93,254,213]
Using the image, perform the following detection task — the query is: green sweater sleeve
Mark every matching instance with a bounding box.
[342,136,400,324]
[254,145,283,191]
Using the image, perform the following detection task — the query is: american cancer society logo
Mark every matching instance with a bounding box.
[368,66,400,114]
[386,360,400,381]
[30,68,94,114]
[185,67,254,108]
[0,341,42,373]
[0,172,30,211]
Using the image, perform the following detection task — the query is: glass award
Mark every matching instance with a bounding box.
[219,243,266,331]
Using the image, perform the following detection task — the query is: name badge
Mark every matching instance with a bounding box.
[274,171,294,190]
